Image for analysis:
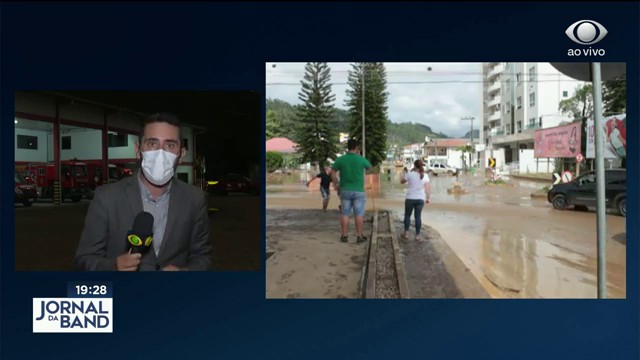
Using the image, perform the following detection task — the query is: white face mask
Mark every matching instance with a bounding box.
[140,150,179,186]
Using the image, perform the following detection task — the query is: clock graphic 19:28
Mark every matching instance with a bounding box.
[67,282,112,297]
[76,285,107,295]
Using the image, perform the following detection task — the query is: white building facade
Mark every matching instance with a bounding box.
[480,62,585,173]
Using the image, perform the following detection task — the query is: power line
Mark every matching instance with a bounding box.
[267,70,611,77]
[266,79,624,86]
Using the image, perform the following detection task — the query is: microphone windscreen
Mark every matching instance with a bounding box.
[131,211,154,237]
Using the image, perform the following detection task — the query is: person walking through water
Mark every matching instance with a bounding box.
[307,166,334,212]
[331,139,372,243]
[401,159,431,241]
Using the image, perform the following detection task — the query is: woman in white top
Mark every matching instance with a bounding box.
[400,160,431,240]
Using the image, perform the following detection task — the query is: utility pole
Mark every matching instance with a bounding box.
[591,63,607,299]
[461,116,475,167]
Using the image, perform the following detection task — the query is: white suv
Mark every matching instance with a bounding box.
[428,163,459,176]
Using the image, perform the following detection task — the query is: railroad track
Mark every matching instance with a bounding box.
[360,210,410,299]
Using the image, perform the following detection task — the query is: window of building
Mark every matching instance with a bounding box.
[517,96,522,109]
[506,124,511,135]
[529,92,536,107]
[108,132,128,148]
[17,135,38,150]
[506,101,511,113]
[529,118,536,128]
[517,121,522,133]
[529,66,536,82]
[516,72,522,85]
[563,90,569,97]
[177,172,189,183]
[505,79,511,92]
[539,116,543,127]
[62,136,71,150]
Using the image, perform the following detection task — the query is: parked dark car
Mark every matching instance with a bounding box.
[547,169,626,216]
[207,174,259,196]
[15,171,38,207]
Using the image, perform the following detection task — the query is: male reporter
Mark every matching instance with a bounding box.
[74,113,211,271]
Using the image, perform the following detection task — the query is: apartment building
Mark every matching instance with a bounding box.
[480,62,585,172]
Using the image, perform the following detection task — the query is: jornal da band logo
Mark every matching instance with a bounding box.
[33,298,113,333]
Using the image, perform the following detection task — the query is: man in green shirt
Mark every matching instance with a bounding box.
[330,139,372,243]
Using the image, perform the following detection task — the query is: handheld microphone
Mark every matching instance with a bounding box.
[127,211,154,254]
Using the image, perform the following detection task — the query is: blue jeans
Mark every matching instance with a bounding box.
[340,191,366,217]
[404,199,425,234]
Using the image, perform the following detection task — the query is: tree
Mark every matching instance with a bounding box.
[603,76,626,114]
[266,109,281,139]
[559,84,594,162]
[559,84,593,121]
[456,144,474,170]
[266,151,283,172]
[294,62,340,168]
[345,62,389,167]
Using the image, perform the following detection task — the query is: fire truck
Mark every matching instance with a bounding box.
[16,160,135,202]
[16,160,92,202]
[84,161,134,190]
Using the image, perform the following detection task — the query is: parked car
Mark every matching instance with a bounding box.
[15,171,38,207]
[427,163,459,176]
[207,173,260,196]
[547,169,626,216]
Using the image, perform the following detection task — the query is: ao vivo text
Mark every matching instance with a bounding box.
[568,48,606,56]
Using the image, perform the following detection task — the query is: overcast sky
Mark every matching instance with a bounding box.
[265,62,483,138]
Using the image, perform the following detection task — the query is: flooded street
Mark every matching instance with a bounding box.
[267,173,626,299]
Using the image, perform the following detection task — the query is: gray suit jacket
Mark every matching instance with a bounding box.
[74,175,211,271]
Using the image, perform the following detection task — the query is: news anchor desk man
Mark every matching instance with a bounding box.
[74,113,211,271]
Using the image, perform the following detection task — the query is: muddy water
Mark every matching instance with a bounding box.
[267,175,626,299]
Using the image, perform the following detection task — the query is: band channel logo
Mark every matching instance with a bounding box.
[566,20,608,57]
[33,298,113,333]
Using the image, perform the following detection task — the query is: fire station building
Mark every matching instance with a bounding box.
[14,91,205,204]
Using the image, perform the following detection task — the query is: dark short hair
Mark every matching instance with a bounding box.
[347,139,358,151]
[139,113,183,146]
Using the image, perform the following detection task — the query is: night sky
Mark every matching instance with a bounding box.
[57,91,261,179]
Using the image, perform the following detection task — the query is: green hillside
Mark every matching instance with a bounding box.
[267,98,449,146]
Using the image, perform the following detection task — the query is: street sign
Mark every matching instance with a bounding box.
[576,153,584,163]
[561,171,574,183]
[553,173,561,185]
[488,158,496,168]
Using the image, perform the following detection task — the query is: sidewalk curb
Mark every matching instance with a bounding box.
[359,212,377,299]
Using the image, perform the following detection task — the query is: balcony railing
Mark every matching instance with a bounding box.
[488,82,501,93]
[487,64,504,79]
[487,96,501,107]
